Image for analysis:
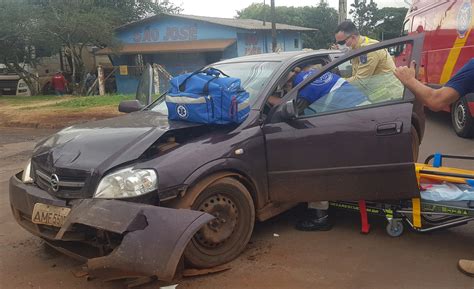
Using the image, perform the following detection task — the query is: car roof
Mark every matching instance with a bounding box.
[215,49,341,64]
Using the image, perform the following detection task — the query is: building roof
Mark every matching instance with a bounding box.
[96,39,236,55]
[117,13,317,32]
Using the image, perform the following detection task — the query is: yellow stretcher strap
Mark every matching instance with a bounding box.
[412,198,421,228]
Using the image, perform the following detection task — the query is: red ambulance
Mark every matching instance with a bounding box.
[400,0,474,138]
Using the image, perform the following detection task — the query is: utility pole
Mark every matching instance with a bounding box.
[263,0,266,26]
[271,0,277,52]
[338,0,347,24]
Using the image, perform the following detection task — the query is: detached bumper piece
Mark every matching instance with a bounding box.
[59,199,214,281]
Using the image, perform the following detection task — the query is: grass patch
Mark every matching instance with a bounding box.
[48,94,134,109]
[1,94,135,110]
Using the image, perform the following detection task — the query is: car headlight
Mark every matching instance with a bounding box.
[18,82,27,88]
[94,167,157,199]
[21,159,33,184]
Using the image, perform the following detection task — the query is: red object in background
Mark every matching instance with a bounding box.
[358,200,371,234]
[51,74,67,92]
[398,0,474,116]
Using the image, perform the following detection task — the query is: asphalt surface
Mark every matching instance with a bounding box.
[0,111,473,289]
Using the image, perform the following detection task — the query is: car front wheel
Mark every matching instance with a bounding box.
[183,177,255,268]
[451,96,474,138]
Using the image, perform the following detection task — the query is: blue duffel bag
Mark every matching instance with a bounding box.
[166,68,250,124]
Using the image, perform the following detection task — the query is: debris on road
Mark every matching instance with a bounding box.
[182,265,232,277]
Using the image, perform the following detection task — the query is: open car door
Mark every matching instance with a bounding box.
[136,63,153,105]
[264,34,425,202]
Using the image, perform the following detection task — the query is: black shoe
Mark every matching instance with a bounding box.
[295,209,333,231]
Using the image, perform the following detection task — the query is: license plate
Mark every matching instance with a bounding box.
[3,88,11,91]
[32,203,71,227]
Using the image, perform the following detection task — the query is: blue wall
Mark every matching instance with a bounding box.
[112,15,303,94]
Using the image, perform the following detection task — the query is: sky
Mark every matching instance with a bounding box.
[176,0,410,18]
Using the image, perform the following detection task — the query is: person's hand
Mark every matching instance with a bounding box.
[394,60,417,85]
[329,44,338,50]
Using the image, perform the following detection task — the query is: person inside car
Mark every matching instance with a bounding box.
[267,66,302,107]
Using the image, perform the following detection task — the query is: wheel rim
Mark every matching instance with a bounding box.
[194,193,239,249]
[454,102,467,129]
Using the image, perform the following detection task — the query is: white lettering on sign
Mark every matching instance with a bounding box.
[133,26,198,43]
[134,27,160,43]
[163,26,198,41]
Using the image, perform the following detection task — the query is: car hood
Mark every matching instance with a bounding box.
[31,111,203,174]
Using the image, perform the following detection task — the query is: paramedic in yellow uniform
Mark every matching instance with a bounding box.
[335,21,395,82]
[334,21,396,83]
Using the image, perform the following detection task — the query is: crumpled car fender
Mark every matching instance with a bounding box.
[54,199,215,281]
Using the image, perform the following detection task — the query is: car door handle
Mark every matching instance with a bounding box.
[376,122,403,136]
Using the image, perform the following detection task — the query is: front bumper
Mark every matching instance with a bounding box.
[9,172,214,281]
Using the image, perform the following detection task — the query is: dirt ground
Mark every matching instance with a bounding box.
[1,112,474,289]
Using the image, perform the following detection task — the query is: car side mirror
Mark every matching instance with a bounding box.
[118,100,144,113]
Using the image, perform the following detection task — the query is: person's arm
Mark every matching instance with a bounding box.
[267,95,283,106]
[394,61,460,111]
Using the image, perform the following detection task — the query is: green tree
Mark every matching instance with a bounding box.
[237,3,338,49]
[374,7,408,40]
[93,0,182,24]
[0,1,55,95]
[349,0,379,38]
[37,0,182,94]
[1,0,181,95]
[37,0,119,93]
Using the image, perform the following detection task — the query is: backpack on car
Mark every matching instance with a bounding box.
[166,68,250,124]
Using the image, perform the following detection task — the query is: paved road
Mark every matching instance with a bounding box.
[0,111,473,289]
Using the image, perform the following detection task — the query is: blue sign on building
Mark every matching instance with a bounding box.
[96,13,315,94]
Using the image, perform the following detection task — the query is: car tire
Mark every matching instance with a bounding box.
[183,177,255,268]
[411,125,420,162]
[451,96,474,138]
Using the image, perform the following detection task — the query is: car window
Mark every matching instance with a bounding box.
[295,44,411,117]
[149,61,281,115]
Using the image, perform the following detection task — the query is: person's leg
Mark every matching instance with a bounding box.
[295,201,332,231]
[458,259,474,277]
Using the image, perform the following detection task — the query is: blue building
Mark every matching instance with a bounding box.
[97,13,315,94]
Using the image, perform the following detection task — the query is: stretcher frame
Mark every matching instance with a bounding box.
[329,153,474,237]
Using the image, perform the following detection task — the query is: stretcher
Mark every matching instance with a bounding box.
[329,153,474,237]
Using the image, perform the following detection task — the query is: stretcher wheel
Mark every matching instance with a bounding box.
[386,220,404,237]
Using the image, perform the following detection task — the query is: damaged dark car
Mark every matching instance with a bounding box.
[9,35,425,281]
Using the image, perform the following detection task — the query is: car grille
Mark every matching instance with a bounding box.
[34,168,89,199]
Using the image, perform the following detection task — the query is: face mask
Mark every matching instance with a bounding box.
[338,43,351,53]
